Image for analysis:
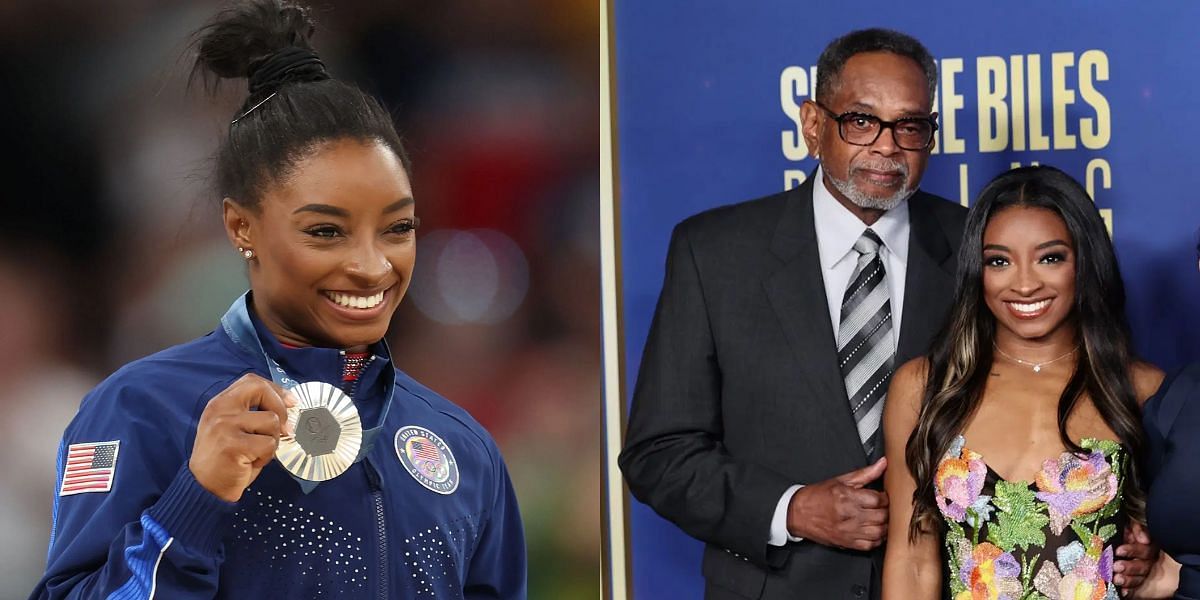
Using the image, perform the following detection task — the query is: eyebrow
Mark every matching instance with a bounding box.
[844,102,876,113]
[1036,239,1070,250]
[982,239,1070,252]
[292,197,415,217]
[842,102,930,118]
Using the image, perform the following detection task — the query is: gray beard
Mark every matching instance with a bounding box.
[825,166,914,211]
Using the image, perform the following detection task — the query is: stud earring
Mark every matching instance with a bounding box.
[385,260,393,270]
[238,247,255,260]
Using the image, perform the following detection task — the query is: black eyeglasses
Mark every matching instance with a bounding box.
[812,101,938,151]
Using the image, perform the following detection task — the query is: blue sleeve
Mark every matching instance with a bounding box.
[463,443,527,600]
[29,379,238,600]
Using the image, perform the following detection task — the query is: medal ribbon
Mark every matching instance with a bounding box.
[221,292,395,492]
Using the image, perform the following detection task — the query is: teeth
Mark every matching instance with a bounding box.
[1009,299,1050,313]
[326,291,384,309]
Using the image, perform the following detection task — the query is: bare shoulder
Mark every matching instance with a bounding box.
[893,356,930,394]
[886,357,931,419]
[1130,360,1166,406]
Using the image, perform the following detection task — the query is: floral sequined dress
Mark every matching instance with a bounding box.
[934,435,1128,600]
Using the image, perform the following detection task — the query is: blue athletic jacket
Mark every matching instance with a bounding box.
[31,301,527,599]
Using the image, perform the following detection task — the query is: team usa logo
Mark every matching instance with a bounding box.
[394,426,459,495]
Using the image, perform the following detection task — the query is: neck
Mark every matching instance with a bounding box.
[992,324,1079,365]
[257,310,318,349]
[250,297,373,353]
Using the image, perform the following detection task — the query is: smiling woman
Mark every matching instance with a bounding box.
[226,138,418,351]
[879,165,1164,600]
[30,1,526,598]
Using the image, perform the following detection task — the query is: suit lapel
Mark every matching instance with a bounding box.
[896,192,958,363]
[763,177,866,464]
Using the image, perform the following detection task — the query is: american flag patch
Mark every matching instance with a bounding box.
[59,441,120,496]
[410,439,441,462]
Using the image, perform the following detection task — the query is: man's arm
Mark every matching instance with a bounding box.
[618,222,794,567]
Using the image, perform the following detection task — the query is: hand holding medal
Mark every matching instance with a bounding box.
[189,373,296,503]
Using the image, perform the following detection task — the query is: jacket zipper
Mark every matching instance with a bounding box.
[365,460,388,599]
[346,351,387,598]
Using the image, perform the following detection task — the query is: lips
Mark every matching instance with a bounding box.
[1004,298,1053,319]
[853,165,906,186]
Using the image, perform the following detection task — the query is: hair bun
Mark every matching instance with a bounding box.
[247,46,328,96]
[193,0,325,95]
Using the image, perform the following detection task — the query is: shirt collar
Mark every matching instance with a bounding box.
[812,166,911,269]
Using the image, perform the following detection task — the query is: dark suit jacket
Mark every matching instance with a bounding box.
[619,176,966,599]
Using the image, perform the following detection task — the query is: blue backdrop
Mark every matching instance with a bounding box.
[612,1,1200,597]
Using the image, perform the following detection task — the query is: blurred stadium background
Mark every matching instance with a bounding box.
[0,1,601,597]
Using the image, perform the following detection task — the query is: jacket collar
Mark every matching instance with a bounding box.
[241,292,392,400]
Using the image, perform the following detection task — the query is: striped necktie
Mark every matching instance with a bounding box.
[838,229,895,461]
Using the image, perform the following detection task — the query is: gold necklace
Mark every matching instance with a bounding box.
[993,344,1079,373]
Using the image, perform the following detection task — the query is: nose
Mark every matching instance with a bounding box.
[344,239,393,285]
[870,124,899,155]
[1012,262,1045,296]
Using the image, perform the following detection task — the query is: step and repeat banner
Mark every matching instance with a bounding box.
[607,1,1200,597]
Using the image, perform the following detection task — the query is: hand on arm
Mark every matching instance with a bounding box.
[880,359,941,600]
[1119,364,1168,597]
[785,458,888,551]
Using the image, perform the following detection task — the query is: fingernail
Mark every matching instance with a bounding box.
[286,391,299,407]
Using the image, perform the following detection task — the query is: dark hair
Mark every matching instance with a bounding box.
[905,165,1146,538]
[815,28,937,106]
[191,0,409,209]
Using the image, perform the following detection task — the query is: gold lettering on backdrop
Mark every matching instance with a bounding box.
[976,53,1114,153]
[938,58,966,155]
[977,56,1008,152]
[1086,158,1114,235]
[1051,52,1078,150]
[780,66,810,160]
[959,164,969,207]
[784,170,806,190]
[1079,50,1111,149]
[1010,55,1027,151]
[1027,54,1052,151]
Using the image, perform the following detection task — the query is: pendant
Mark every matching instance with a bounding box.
[1033,365,1042,373]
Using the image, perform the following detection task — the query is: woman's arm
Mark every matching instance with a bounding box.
[31,381,236,600]
[881,357,942,600]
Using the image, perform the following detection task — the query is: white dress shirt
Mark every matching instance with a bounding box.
[768,167,911,546]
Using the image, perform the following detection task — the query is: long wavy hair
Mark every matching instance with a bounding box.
[906,165,1145,538]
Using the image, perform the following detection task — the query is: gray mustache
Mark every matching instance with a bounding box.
[851,161,908,177]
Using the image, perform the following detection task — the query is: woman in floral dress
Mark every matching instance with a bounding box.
[880,166,1163,600]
